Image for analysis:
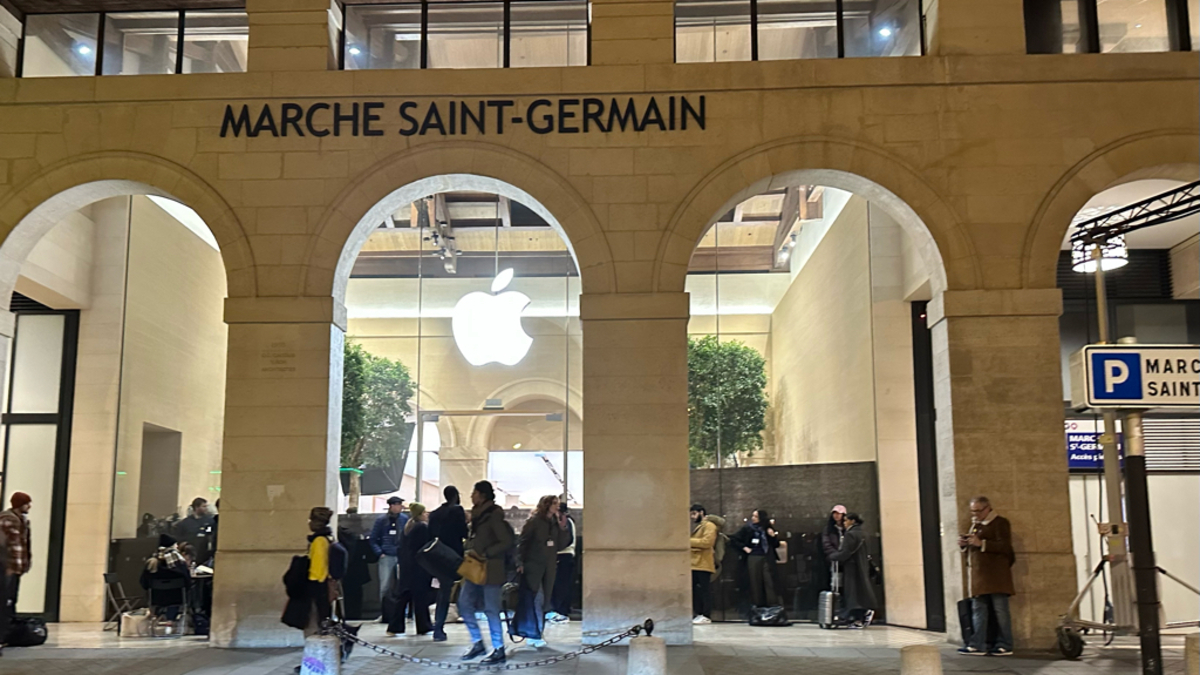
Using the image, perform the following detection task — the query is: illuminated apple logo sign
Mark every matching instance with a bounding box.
[452,269,533,366]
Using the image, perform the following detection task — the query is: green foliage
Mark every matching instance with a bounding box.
[687,335,768,468]
[341,342,416,472]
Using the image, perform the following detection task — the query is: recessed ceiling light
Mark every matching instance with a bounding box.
[349,46,362,55]
[879,27,892,37]
[77,45,92,55]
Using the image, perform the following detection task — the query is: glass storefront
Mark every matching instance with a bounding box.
[684,182,941,626]
[344,192,582,511]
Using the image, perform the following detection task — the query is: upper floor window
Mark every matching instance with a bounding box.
[18,9,248,77]
[674,0,922,63]
[1024,0,1196,53]
[342,1,588,70]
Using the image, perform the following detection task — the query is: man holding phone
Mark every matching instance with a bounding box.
[957,496,1016,656]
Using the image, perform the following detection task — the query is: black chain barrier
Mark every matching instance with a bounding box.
[323,619,655,672]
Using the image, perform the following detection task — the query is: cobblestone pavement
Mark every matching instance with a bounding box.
[0,622,1188,675]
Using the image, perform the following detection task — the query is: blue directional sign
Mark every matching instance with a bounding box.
[1071,345,1200,409]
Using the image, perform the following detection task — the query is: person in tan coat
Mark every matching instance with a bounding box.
[689,504,719,624]
[957,496,1016,656]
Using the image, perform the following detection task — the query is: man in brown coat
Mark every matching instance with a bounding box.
[957,496,1015,656]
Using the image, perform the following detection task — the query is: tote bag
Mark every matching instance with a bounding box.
[457,551,488,585]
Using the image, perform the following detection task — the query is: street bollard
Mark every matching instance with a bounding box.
[300,634,342,675]
[900,644,942,675]
[1186,633,1199,675]
[628,635,667,675]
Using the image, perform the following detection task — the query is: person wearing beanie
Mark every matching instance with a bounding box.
[1,492,32,645]
[388,502,433,637]
[428,485,468,640]
[301,506,336,638]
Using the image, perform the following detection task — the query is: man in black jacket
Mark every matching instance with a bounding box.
[428,485,468,641]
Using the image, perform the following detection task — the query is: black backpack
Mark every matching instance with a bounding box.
[328,537,350,580]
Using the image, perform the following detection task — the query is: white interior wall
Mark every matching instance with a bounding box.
[14,206,96,308]
[0,5,19,78]
[868,203,926,629]
[1069,472,1200,624]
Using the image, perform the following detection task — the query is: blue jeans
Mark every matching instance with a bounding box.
[970,593,1013,652]
[458,581,504,649]
[378,555,398,602]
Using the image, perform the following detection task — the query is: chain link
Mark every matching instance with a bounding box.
[323,619,653,672]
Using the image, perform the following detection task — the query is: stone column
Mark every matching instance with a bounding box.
[210,297,345,648]
[579,292,691,645]
[925,0,1026,56]
[929,289,1076,650]
[246,0,339,73]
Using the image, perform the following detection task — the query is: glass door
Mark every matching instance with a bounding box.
[0,306,80,619]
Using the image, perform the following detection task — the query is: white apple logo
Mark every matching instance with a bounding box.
[452,268,533,366]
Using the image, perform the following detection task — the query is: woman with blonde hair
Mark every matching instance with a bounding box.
[515,495,571,649]
[388,502,433,637]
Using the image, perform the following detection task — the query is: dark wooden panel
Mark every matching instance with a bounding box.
[689,245,775,272]
[691,462,886,623]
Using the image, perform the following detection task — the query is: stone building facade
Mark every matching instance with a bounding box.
[0,0,1196,650]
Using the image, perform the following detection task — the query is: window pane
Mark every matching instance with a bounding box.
[22,13,99,77]
[844,0,922,58]
[1189,0,1199,49]
[757,0,837,61]
[10,314,64,414]
[1098,0,1170,52]
[3,424,59,614]
[511,0,588,67]
[102,12,179,76]
[675,0,752,63]
[427,2,504,68]
[1026,0,1085,53]
[182,10,249,73]
[345,4,422,70]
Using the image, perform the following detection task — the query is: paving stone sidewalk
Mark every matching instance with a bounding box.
[0,622,1186,675]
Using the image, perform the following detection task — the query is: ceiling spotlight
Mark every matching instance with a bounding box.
[878,27,892,37]
[77,44,92,55]
[1135,23,1142,28]
[513,443,522,450]
[348,46,362,56]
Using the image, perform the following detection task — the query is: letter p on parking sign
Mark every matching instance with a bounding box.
[1091,352,1141,399]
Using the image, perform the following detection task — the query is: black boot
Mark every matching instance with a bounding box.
[480,647,506,665]
[461,641,487,661]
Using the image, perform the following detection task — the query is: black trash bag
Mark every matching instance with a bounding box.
[7,616,49,647]
[748,606,790,627]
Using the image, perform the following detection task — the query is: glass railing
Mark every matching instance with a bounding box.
[675,0,921,63]
[19,9,248,77]
[342,0,588,70]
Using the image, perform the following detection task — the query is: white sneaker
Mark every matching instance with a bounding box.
[692,615,712,625]
[529,638,548,650]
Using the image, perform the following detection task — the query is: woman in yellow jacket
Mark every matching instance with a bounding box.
[689,504,719,624]
[305,506,336,636]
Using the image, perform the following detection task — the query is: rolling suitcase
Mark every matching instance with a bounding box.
[818,563,840,629]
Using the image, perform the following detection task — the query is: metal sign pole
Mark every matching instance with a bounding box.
[1090,248,1137,629]
[1116,337,1163,675]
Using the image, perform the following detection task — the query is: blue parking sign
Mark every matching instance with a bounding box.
[1090,352,1142,400]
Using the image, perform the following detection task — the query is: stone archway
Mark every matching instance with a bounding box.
[0,152,252,305]
[306,141,615,303]
[1022,130,1200,289]
[656,136,970,294]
